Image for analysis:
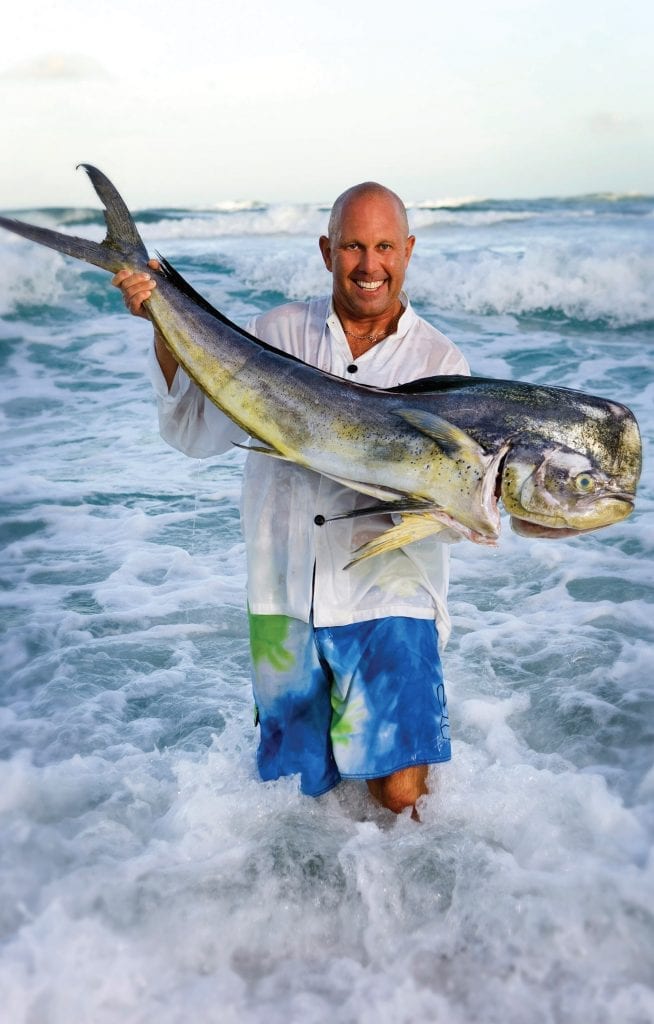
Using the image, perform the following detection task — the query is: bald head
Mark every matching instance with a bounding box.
[327,182,410,241]
[319,181,416,329]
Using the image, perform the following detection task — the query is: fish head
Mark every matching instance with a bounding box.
[500,430,641,538]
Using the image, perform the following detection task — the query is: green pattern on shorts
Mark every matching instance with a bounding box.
[330,691,366,747]
[248,611,296,671]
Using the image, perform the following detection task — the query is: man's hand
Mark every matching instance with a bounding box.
[112,258,178,389]
[112,259,160,318]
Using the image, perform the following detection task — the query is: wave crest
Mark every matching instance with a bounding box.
[408,246,654,326]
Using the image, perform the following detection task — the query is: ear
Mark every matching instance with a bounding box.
[405,234,416,265]
[319,235,333,271]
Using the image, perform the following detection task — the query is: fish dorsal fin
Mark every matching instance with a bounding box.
[153,253,327,375]
[396,408,484,458]
[388,374,473,395]
[155,254,250,328]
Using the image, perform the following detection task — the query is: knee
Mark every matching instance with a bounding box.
[368,766,428,814]
[380,780,417,814]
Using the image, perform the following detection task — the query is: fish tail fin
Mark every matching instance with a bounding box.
[80,164,148,261]
[0,164,148,274]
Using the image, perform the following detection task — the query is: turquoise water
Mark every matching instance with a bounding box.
[1,194,653,1023]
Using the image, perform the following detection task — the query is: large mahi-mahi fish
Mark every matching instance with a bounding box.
[0,166,642,560]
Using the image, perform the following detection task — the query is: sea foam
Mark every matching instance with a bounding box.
[0,190,652,1023]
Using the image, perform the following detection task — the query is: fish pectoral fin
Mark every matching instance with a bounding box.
[396,408,484,458]
[344,512,448,568]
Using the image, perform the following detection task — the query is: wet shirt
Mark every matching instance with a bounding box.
[147,294,469,644]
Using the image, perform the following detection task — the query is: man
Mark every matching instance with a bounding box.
[113,183,469,814]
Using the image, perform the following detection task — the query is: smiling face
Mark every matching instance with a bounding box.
[319,184,415,327]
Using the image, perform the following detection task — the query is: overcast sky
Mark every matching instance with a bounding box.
[1,0,652,207]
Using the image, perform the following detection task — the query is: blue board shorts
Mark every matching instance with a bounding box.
[248,612,451,796]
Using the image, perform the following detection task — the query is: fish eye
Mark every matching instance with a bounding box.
[574,473,596,492]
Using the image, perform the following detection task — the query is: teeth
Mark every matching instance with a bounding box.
[356,280,384,290]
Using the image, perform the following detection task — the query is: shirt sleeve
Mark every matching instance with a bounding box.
[449,351,471,376]
[432,339,471,378]
[146,338,248,458]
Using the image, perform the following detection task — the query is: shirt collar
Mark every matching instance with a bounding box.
[325,291,416,342]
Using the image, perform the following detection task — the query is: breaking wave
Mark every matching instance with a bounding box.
[1,194,652,327]
[407,246,654,327]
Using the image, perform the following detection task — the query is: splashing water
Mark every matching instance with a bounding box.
[1,193,652,1024]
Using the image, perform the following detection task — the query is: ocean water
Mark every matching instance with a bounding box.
[0,192,653,1024]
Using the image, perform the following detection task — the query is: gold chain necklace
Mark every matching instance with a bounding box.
[343,318,398,344]
[343,327,386,342]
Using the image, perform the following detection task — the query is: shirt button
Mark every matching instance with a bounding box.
[347,364,358,374]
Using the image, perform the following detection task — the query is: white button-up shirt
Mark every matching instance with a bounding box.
[148,294,469,646]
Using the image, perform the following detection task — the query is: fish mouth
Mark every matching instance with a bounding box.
[510,519,595,539]
[510,493,635,539]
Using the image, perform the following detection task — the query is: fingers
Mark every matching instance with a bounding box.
[111,269,157,319]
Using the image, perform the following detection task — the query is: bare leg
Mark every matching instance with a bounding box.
[367,764,429,816]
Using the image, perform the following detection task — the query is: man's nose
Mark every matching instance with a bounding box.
[357,247,380,273]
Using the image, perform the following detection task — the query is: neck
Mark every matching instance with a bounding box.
[335,300,404,359]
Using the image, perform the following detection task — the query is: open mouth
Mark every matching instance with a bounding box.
[510,519,592,539]
[354,279,386,292]
[510,494,635,538]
